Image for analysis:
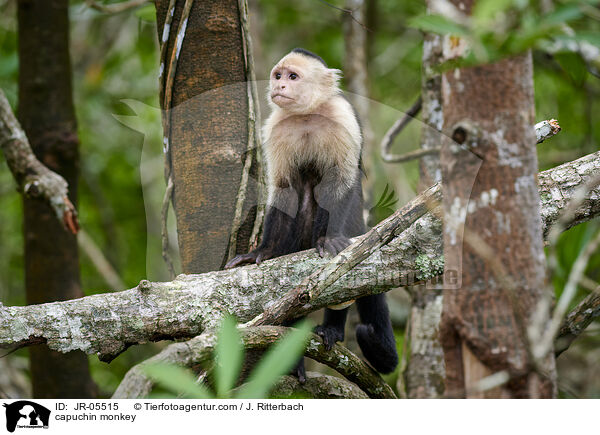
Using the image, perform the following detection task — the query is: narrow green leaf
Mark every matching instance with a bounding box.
[407,14,469,37]
[214,315,244,398]
[539,4,582,28]
[376,184,389,207]
[235,321,312,399]
[143,363,214,399]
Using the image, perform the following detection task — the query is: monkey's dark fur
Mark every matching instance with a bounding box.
[225,48,398,380]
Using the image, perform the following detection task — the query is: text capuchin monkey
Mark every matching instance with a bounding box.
[226,48,398,380]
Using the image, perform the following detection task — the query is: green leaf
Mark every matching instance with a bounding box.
[235,321,312,399]
[472,0,515,23]
[569,31,600,48]
[214,315,244,398]
[143,363,214,399]
[407,14,469,37]
[539,4,582,28]
[554,52,588,85]
[135,4,157,22]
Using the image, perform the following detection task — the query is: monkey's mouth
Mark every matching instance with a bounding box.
[271,93,293,101]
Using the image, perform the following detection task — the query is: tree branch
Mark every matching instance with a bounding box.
[535,119,561,144]
[85,0,149,14]
[0,89,78,234]
[244,182,442,328]
[381,119,561,164]
[555,287,600,356]
[113,326,395,399]
[1,151,599,360]
[270,373,368,399]
[380,96,422,163]
[78,229,126,290]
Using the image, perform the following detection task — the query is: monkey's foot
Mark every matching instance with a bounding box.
[290,358,306,384]
[315,236,351,257]
[224,249,274,269]
[314,324,344,350]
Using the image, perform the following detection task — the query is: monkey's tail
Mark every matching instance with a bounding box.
[355,294,399,374]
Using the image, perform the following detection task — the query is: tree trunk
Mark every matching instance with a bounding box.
[18,0,96,398]
[404,28,446,399]
[343,0,373,160]
[342,0,371,359]
[155,0,256,273]
[438,2,557,398]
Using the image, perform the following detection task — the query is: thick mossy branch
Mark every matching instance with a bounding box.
[113,326,395,399]
[245,182,442,328]
[270,373,369,399]
[0,151,599,360]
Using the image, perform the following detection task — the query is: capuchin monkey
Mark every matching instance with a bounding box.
[225,48,398,381]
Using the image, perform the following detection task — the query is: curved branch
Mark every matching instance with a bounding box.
[380,96,422,163]
[555,287,600,356]
[270,373,368,399]
[86,0,149,14]
[113,326,395,399]
[0,89,78,234]
[78,229,125,290]
[1,151,599,360]
[382,147,440,164]
[381,118,561,164]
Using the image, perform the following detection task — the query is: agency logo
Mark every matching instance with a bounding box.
[2,401,50,433]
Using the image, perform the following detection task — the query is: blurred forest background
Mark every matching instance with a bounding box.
[0,0,599,397]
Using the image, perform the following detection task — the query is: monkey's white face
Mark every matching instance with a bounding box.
[268,53,341,114]
[269,65,308,110]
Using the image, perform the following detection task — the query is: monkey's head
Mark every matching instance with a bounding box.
[268,48,342,114]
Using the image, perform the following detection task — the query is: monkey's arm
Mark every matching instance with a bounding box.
[313,170,364,257]
[225,185,301,269]
[225,206,297,268]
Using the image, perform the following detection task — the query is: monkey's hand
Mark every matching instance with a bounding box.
[314,324,345,351]
[224,248,274,269]
[315,235,351,257]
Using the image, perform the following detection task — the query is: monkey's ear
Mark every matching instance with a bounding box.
[325,68,342,87]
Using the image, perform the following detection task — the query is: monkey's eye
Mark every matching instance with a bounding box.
[275,72,281,80]
[289,73,298,80]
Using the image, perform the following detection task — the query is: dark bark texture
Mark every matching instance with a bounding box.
[17,0,96,398]
[155,0,255,273]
